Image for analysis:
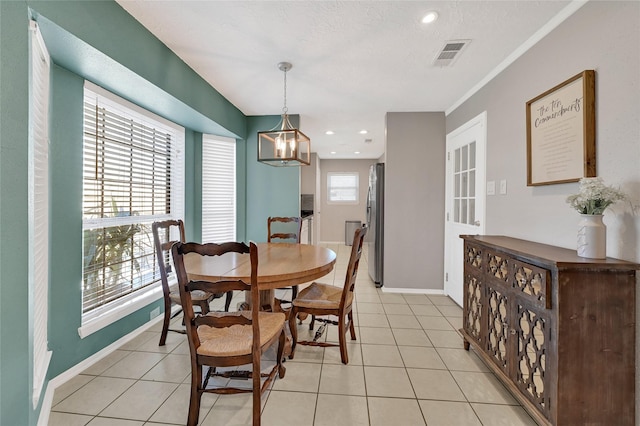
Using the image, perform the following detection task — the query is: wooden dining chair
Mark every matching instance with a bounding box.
[172,241,287,426]
[267,216,302,302]
[288,225,367,364]
[152,220,233,346]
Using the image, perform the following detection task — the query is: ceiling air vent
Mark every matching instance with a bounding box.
[432,39,471,67]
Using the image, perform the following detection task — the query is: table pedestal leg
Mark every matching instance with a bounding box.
[243,289,275,311]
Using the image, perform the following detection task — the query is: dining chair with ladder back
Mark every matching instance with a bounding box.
[267,216,302,304]
[152,220,233,346]
[288,225,367,364]
[172,241,287,426]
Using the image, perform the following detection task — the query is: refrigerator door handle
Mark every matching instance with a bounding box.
[366,188,371,225]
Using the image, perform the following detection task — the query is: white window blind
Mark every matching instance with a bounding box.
[29,20,52,408]
[327,172,359,203]
[202,135,236,243]
[81,81,184,330]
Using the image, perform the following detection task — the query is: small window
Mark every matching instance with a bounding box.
[202,134,236,243]
[327,172,359,204]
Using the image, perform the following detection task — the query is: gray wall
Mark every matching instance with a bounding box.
[447,1,639,261]
[301,153,318,194]
[385,112,446,290]
[301,153,319,243]
[319,159,376,242]
[446,0,640,414]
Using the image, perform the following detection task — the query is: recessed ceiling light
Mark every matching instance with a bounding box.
[354,151,360,154]
[325,130,335,135]
[422,11,438,24]
[330,151,337,154]
[359,130,368,134]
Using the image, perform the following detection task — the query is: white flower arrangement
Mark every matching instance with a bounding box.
[566,177,627,215]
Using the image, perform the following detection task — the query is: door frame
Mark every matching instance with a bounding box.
[444,111,487,305]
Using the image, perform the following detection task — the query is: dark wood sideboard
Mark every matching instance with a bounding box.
[460,235,638,426]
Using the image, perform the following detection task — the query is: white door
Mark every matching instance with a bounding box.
[444,112,486,306]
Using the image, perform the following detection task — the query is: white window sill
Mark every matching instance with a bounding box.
[327,200,359,205]
[78,285,164,339]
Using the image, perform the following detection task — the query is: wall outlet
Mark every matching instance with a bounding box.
[487,181,496,195]
[150,306,160,320]
[499,179,507,195]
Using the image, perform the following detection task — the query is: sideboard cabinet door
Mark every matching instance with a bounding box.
[463,243,484,349]
[459,235,638,426]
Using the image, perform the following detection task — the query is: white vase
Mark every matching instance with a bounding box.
[577,214,606,259]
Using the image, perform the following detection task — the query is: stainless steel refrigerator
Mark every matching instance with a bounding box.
[366,163,384,287]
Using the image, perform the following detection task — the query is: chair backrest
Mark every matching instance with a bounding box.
[152,219,186,296]
[171,241,261,354]
[340,225,368,305]
[267,216,302,243]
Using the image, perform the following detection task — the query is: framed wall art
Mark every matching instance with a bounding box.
[526,70,596,186]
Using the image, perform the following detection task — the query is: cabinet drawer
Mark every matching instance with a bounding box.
[485,250,511,285]
[484,249,550,309]
[511,260,551,309]
[464,243,483,273]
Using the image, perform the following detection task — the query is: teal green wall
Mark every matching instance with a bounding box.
[237,135,249,243]
[186,130,201,242]
[0,1,299,425]
[48,63,87,378]
[0,1,32,423]
[33,2,246,139]
[245,116,301,242]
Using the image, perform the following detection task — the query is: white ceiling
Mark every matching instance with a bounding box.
[116,0,571,160]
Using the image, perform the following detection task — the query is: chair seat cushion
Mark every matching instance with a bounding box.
[196,312,285,357]
[169,288,210,303]
[292,282,352,310]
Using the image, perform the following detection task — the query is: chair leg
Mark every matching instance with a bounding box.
[198,300,210,315]
[338,314,349,364]
[252,352,261,426]
[309,314,316,330]
[348,310,357,340]
[159,298,172,346]
[277,330,286,378]
[187,364,203,426]
[288,308,299,359]
[291,285,298,300]
[224,290,233,312]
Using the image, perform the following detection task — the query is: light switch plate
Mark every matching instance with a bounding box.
[499,179,507,195]
[487,181,496,195]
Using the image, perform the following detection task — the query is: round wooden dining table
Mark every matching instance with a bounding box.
[183,242,337,308]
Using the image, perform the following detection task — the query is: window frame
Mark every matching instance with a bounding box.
[327,172,360,204]
[79,81,185,338]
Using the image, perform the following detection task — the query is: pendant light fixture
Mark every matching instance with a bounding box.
[258,62,310,166]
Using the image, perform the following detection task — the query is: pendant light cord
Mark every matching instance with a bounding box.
[282,67,288,115]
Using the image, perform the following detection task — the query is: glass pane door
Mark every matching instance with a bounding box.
[453,141,476,225]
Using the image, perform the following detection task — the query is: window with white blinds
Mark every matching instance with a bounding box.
[29,20,52,407]
[81,81,184,331]
[327,172,359,204]
[201,135,236,243]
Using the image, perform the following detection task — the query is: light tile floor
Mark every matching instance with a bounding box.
[49,243,537,426]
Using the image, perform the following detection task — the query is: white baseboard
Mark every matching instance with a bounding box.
[381,287,445,295]
[37,305,179,426]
